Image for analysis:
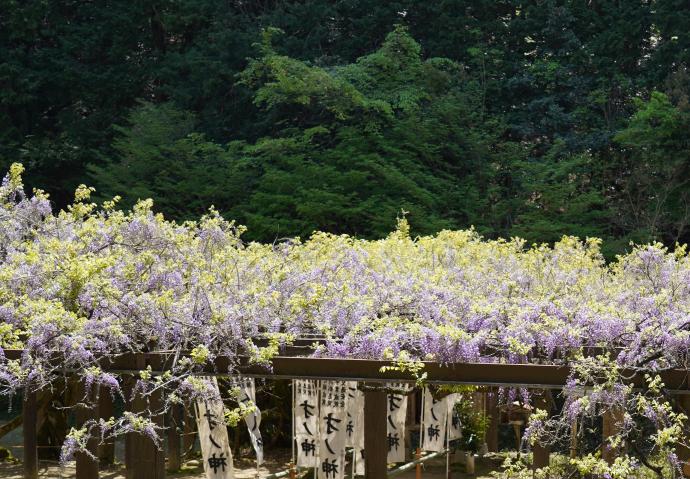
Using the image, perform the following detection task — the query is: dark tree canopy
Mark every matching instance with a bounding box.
[2,0,689,256]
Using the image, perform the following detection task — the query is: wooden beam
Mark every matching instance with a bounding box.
[23,389,38,479]
[6,349,690,390]
[0,414,22,439]
[364,387,388,478]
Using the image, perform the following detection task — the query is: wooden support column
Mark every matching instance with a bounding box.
[602,405,625,464]
[676,395,690,477]
[23,389,38,479]
[98,393,115,467]
[130,391,165,479]
[364,387,388,478]
[569,418,578,459]
[128,387,166,478]
[405,390,417,462]
[167,404,182,471]
[183,403,196,457]
[75,382,99,479]
[123,376,134,479]
[126,354,166,479]
[485,388,499,453]
[415,448,422,479]
[531,391,551,469]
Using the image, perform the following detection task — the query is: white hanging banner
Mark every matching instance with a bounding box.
[387,383,409,463]
[345,382,365,476]
[421,388,448,452]
[446,393,462,441]
[295,379,320,467]
[317,381,348,479]
[234,377,264,466]
[195,378,235,479]
[345,382,361,448]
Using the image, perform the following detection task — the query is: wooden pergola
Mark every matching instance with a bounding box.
[6,347,690,479]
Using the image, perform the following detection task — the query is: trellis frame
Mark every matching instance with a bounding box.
[6,348,690,479]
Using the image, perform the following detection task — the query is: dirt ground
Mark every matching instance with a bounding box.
[0,451,505,478]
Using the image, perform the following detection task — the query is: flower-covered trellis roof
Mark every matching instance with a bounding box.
[2,164,690,473]
[2,163,690,387]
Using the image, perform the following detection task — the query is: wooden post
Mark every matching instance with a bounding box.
[23,389,38,479]
[485,389,499,453]
[75,382,100,479]
[407,391,417,462]
[465,452,475,474]
[167,404,182,471]
[531,391,551,469]
[602,405,625,464]
[127,386,166,478]
[183,403,196,457]
[123,376,134,479]
[126,354,166,479]
[98,393,115,467]
[415,448,422,479]
[364,387,387,478]
[569,418,578,459]
[675,395,690,477]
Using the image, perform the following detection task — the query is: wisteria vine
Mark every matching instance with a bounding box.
[1,164,690,477]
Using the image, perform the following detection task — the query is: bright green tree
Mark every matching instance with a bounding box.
[612,91,690,244]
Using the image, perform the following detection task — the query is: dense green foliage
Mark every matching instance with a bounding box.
[2,1,689,254]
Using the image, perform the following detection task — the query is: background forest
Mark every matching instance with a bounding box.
[2,0,689,257]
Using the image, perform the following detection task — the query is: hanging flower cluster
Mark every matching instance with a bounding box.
[1,164,690,476]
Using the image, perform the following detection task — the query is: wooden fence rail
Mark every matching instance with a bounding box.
[5,350,690,478]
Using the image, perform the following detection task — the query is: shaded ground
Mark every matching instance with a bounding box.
[0,451,506,478]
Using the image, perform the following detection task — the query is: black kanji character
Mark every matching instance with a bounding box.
[204,405,219,430]
[303,421,314,436]
[207,452,227,473]
[388,394,402,412]
[388,432,400,451]
[322,459,338,478]
[427,424,441,441]
[388,415,396,430]
[301,438,316,456]
[323,413,341,434]
[300,400,315,419]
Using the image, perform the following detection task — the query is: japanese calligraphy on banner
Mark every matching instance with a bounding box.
[345,382,365,477]
[295,380,320,468]
[318,381,348,479]
[195,378,235,479]
[233,377,264,466]
[421,387,447,452]
[446,393,462,441]
[387,383,409,463]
